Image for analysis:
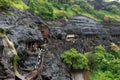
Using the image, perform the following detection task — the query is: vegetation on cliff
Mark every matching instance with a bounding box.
[61,44,120,80]
[61,48,88,70]
[89,44,120,80]
[0,27,26,79]
[27,0,120,22]
[0,0,28,10]
[0,0,120,22]
[0,0,120,79]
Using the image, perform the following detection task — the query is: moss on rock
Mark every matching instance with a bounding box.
[0,28,7,38]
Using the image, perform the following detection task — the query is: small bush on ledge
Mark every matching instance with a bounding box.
[61,48,88,70]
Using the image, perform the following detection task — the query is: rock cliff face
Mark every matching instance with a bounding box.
[0,9,70,80]
[0,37,15,79]
[87,0,120,10]
[0,8,120,80]
[42,15,120,80]
[48,16,120,53]
[0,8,42,79]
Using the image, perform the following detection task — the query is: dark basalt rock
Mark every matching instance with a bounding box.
[41,51,70,80]
[0,9,44,79]
[0,8,70,80]
[0,9,44,72]
[0,7,120,80]
[49,15,120,53]
[102,23,120,45]
[87,0,120,10]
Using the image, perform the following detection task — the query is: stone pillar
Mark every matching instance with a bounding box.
[72,72,84,80]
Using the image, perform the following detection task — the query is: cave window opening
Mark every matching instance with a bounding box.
[57,34,62,40]
[66,34,79,41]
[117,34,120,38]
[26,40,41,53]
[117,35,118,38]
[85,34,97,40]
[111,34,119,38]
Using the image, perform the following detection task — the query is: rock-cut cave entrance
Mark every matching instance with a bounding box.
[25,40,41,54]
[85,34,98,40]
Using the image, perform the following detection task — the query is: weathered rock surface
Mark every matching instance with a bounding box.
[42,15,120,80]
[48,15,120,54]
[0,8,43,79]
[87,0,120,10]
[0,7,120,80]
[0,38,15,79]
[41,50,70,80]
[0,8,70,80]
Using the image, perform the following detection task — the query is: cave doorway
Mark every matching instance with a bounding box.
[25,40,41,54]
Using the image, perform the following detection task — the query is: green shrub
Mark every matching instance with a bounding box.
[93,45,115,71]
[89,45,120,80]
[65,7,74,17]
[54,10,66,18]
[29,1,56,20]
[27,0,120,22]
[105,5,120,14]
[71,5,80,14]
[85,52,97,70]
[0,0,28,10]
[91,70,114,80]
[52,3,62,10]
[61,48,88,70]
[0,0,11,8]
[12,0,28,10]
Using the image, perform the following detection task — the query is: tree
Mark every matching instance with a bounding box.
[106,5,120,14]
[0,0,11,8]
[61,48,88,70]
